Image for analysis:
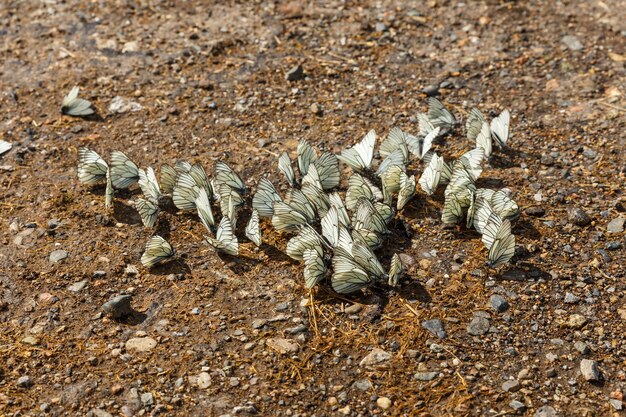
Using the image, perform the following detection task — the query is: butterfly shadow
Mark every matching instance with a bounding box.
[513,220,542,241]
[315,286,390,311]
[221,253,263,276]
[395,279,432,303]
[63,112,104,122]
[149,257,192,277]
[112,200,143,225]
[259,243,299,264]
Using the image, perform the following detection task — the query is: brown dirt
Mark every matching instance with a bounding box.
[1,1,625,416]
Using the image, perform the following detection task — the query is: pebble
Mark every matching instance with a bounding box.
[338,406,351,415]
[351,379,372,391]
[345,304,362,314]
[376,397,392,410]
[421,84,439,96]
[374,22,388,32]
[607,217,625,233]
[502,379,521,392]
[265,338,299,354]
[546,368,557,378]
[414,371,438,381]
[109,96,143,114]
[251,319,267,329]
[125,337,157,352]
[421,319,447,339]
[197,372,211,389]
[310,103,322,115]
[580,359,600,381]
[285,64,304,81]
[68,280,88,292]
[568,207,591,226]
[88,410,113,417]
[525,206,545,217]
[610,399,623,411]
[606,241,622,250]
[102,295,133,319]
[561,35,583,51]
[489,295,509,312]
[535,406,558,417]
[564,292,579,303]
[574,341,590,355]
[125,265,139,276]
[22,336,39,345]
[140,392,154,407]
[49,249,68,263]
[17,375,33,388]
[568,314,587,329]
[510,400,526,412]
[467,317,490,336]
[359,348,392,366]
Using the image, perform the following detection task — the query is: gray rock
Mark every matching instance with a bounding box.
[421,84,439,96]
[414,372,438,381]
[564,292,579,304]
[266,338,299,354]
[351,379,372,391]
[141,392,154,407]
[251,319,267,329]
[125,337,157,352]
[525,206,545,217]
[285,64,304,81]
[574,341,590,355]
[467,317,490,336]
[49,249,68,263]
[359,348,391,366]
[535,405,558,417]
[102,295,133,319]
[196,372,211,389]
[109,96,143,114]
[68,280,88,292]
[546,368,557,378]
[568,207,591,226]
[580,359,600,381]
[502,379,521,392]
[374,22,388,32]
[606,241,622,250]
[421,319,446,339]
[17,375,32,388]
[561,35,583,51]
[610,399,623,411]
[88,410,113,417]
[510,400,526,412]
[607,217,625,233]
[489,295,509,312]
[345,304,362,314]
[93,270,106,278]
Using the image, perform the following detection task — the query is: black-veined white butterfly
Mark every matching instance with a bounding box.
[105,167,113,209]
[215,161,247,195]
[376,147,407,176]
[379,128,407,160]
[135,198,159,228]
[252,177,282,217]
[140,235,175,268]
[397,171,416,210]
[321,206,339,247]
[491,109,510,148]
[195,187,215,231]
[286,225,324,260]
[441,193,464,226]
[475,121,492,158]
[388,253,403,287]
[491,189,520,220]
[328,192,350,227]
[189,163,213,199]
[331,250,373,294]
[0,140,12,156]
[245,209,262,247]
[272,201,309,232]
[465,108,485,142]
[406,127,441,160]
[173,172,200,211]
[303,246,327,289]
[160,164,178,195]
[380,164,403,204]
[175,160,192,174]
[345,173,382,210]
[219,190,240,229]
[285,188,317,223]
[374,202,394,224]
[417,113,436,137]
[428,97,456,131]
[481,213,515,267]
[138,167,162,203]
[297,140,318,177]
[278,152,297,188]
[62,86,94,116]
[205,215,239,256]
[313,152,340,190]
[338,129,376,171]
[419,152,444,195]
[78,148,108,185]
[301,182,330,219]
[471,197,495,234]
[352,198,388,237]
[301,163,323,189]
[110,151,140,189]
[351,236,387,280]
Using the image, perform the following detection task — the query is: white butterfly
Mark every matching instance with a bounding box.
[449,148,485,183]
[272,201,309,232]
[301,182,330,219]
[321,206,340,247]
[397,171,416,210]
[471,197,496,234]
[388,253,403,287]
[172,172,200,211]
[380,165,404,204]
[252,177,282,217]
[175,160,192,174]
[417,113,436,137]
[160,164,178,195]
[140,235,175,268]
[352,199,387,248]
[62,86,94,116]
[376,147,407,176]
[135,198,159,228]
[441,193,464,226]
[0,140,12,156]
[105,167,113,209]
[215,161,247,195]
[313,152,340,190]
[406,127,441,160]
[138,167,162,204]
[278,152,297,188]
[345,173,382,210]
[77,148,108,185]
[110,151,140,189]
[419,152,444,195]
[286,226,324,260]
[195,187,215,231]
[245,209,262,247]
[328,192,350,227]
[297,139,318,177]
[331,249,373,294]
[491,109,510,148]
[475,122,492,157]
[351,236,387,280]
[481,213,515,268]
[189,163,213,199]
[379,128,407,159]
[338,129,376,171]
[206,215,239,256]
[374,202,394,224]
[465,108,486,142]
[428,97,456,131]
[490,189,520,221]
[285,188,317,223]
[303,246,327,289]
[219,190,240,229]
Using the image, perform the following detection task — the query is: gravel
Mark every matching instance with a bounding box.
[376,397,392,410]
[567,207,591,226]
[489,295,509,312]
[17,375,33,388]
[580,359,600,381]
[414,371,438,381]
[574,341,590,355]
[421,319,447,339]
[102,295,133,319]
[285,64,304,81]
[607,217,625,233]
[49,249,68,263]
[535,405,558,417]
[510,400,526,412]
[561,35,583,51]
[359,348,392,366]
[564,292,579,303]
[502,379,521,392]
[467,317,490,336]
[125,337,157,352]
[265,338,299,354]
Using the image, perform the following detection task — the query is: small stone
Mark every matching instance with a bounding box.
[607,217,625,233]
[102,295,133,319]
[510,400,526,412]
[374,22,388,32]
[328,397,338,406]
[17,375,32,388]
[489,295,509,312]
[359,348,392,366]
[534,406,558,417]
[338,406,351,415]
[502,379,521,392]
[564,292,579,304]
[68,280,88,292]
[568,314,587,329]
[345,304,362,314]
[525,206,545,217]
[421,319,447,339]
[568,207,591,226]
[310,103,322,115]
[111,384,124,395]
[122,41,139,53]
[125,337,157,352]
[574,341,590,355]
[610,399,623,411]
[140,392,154,407]
[467,317,490,336]
[606,241,622,250]
[266,338,299,354]
[580,359,600,381]
[88,410,113,417]
[561,35,583,51]
[414,372,438,381]
[125,264,139,276]
[21,336,39,346]
[351,379,372,391]
[421,84,439,96]
[229,377,240,387]
[546,368,557,378]
[285,64,304,81]
[252,319,267,329]
[109,96,143,114]
[197,372,211,389]
[49,249,68,263]
[376,397,392,410]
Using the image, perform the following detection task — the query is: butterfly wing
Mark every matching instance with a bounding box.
[245,209,262,247]
[135,198,160,228]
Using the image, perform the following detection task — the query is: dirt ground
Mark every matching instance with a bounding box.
[1,0,626,416]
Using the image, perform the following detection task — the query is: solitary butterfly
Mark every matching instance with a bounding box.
[140,235,175,268]
[62,86,94,116]
[491,109,511,148]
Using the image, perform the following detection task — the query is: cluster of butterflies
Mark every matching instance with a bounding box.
[76,97,519,294]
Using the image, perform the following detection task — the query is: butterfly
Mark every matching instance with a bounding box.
[419,152,444,195]
[427,97,456,131]
[215,161,247,195]
[406,127,441,160]
[441,193,464,226]
[491,109,510,148]
[219,190,240,229]
[328,192,350,227]
[303,246,327,289]
[417,112,436,137]
[379,128,407,159]
[388,253,403,287]
[77,148,108,185]
[160,164,178,195]
[397,171,416,210]
[321,206,340,247]
[189,163,213,199]
[313,152,340,190]
[301,181,330,219]
[245,209,262,247]
[205,215,239,256]
[297,139,318,177]
[345,173,382,210]
[380,165,404,204]
[138,167,162,204]
[61,86,94,116]
[376,147,407,176]
[0,140,12,156]
[278,152,297,188]
[285,188,317,223]
[465,108,486,142]
[172,172,201,211]
[350,236,387,280]
[331,249,373,294]
[490,189,520,221]
[105,167,113,209]
[135,198,159,228]
[195,187,215,231]
[475,122,492,157]
[470,196,496,234]
[286,226,325,260]
[338,129,376,171]
[110,151,140,189]
[271,201,309,232]
[252,177,282,217]
[140,235,175,268]
[481,213,515,268]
